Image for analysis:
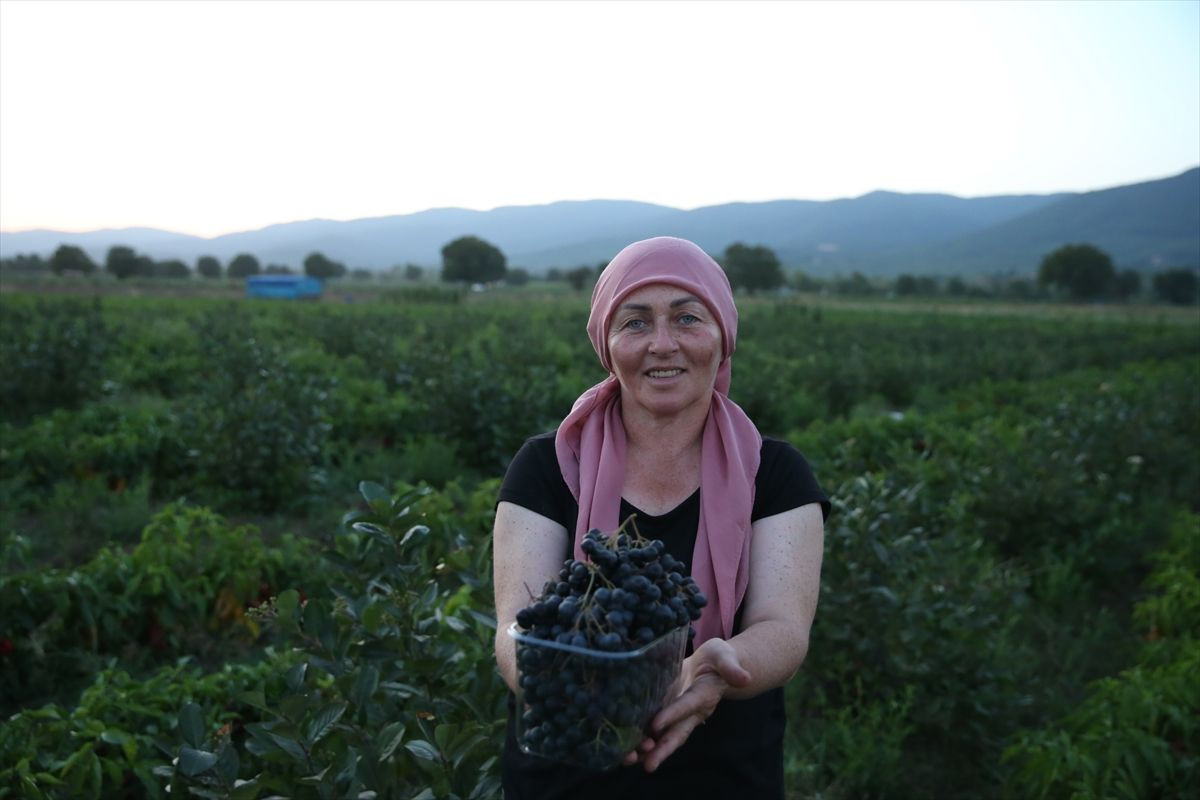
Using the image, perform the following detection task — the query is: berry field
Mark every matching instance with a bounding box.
[1,289,1198,799]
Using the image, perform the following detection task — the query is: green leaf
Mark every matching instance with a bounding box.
[215,744,240,787]
[352,521,390,538]
[405,740,439,761]
[267,732,309,762]
[285,660,309,691]
[465,609,497,630]
[237,689,270,713]
[400,525,429,546]
[305,702,348,747]
[353,665,380,708]
[434,724,455,753]
[178,747,219,777]
[361,601,385,634]
[178,704,206,749]
[276,589,301,622]
[377,722,406,761]
[450,733,489,769]
[359,480,392,512]
[298,765,332,785]
[230,777,263,800]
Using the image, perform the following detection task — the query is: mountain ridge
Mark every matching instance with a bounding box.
[2,168,1196,276]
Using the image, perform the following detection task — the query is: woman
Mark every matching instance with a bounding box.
[493,236,829,799]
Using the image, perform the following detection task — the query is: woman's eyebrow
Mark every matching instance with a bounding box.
[617,295,704,313]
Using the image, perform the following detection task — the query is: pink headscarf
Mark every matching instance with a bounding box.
[555,236,762,645]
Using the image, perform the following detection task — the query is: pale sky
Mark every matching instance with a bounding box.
[1,0,1197,237]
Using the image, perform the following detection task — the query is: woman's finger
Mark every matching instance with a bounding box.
[650,677,718,735]
[642,715,704,773]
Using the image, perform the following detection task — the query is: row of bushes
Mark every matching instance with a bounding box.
[3,296,1196,528]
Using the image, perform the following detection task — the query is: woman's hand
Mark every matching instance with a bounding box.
[625,637,751,772]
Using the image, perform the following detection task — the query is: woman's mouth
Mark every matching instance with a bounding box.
[647,368,683,378]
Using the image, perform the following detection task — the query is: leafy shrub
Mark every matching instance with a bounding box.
[0,658,286,800]
[788,474,1036,797]
[161,481,504,799]
[0,297,108,420]
[1004,513,1200,799]
[0,503,317,714]
[171,311,336,511]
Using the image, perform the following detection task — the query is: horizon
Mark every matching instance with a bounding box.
[2,1,1198,238]
[3,164,1196,240]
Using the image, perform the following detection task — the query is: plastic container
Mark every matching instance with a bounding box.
[508,622,687,770]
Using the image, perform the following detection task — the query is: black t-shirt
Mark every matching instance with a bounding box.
[497,432,830,800]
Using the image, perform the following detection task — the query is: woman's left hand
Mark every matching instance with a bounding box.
[624,637,751,772]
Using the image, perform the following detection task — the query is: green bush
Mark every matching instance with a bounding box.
[0,658,287,800]
[0,504,317,714]
[1004,513,1200,799]
[160,481,504,799]
[0,298,108,420]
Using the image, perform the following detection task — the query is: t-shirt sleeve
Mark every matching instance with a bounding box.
[752,438,832,522]
[497,433,575,531]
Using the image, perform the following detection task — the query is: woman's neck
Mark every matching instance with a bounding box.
[619,392,711,457]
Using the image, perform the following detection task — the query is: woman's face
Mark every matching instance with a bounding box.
[606,283,723,420]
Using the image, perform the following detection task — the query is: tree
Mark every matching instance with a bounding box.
[106,245,141,279]
[722,243,783,292]
[895,274,919,296]
[835,272,875,296]
[945,276,967,297]
[264,264,294,275]
[1112,269,1141,300]
[1,253,47,273]
[304,251,347,280]
[505,267,530,287]
[49,244,96,275]
[351,268,373,280]
[789,270,824,293]
[441,236,506,283]
[197,256,222,279]
[228,253,261,278]
[566,266,594,291]
[1037,243,1115,300]
[403,263,424,282]
[156,259,191,279]
[1152,268,1199,305]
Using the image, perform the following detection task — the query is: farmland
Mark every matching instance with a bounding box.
[1,289,1198,799]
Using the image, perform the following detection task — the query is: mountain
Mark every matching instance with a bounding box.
[2,168,1196,276]
[883,168,1200,274]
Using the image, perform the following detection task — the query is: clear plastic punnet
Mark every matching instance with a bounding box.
[508,622,688,770]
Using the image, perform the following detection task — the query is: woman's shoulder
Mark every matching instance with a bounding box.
[758,434,814,467]
[754,435,830,521]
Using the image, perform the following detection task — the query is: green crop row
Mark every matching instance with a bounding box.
[2,295,1196,552]
[1,504,319,715]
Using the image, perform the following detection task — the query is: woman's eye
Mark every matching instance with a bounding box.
[623,318,647,330]
[678,314,700,325]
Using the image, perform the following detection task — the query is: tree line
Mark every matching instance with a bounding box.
[2,237,1196,305]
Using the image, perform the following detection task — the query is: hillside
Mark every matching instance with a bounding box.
[2,168,1196,276]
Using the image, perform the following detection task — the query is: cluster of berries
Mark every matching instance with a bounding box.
[512,526,708,768]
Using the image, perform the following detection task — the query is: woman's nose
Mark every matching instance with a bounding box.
[648,322,678,353]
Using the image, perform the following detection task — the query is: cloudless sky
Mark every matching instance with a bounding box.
[1,0,1197,237]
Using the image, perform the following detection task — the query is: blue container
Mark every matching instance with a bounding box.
[245,275,323,300]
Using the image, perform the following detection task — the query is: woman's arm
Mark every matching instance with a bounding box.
[492,500,571,693]
[634,501,825,771]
